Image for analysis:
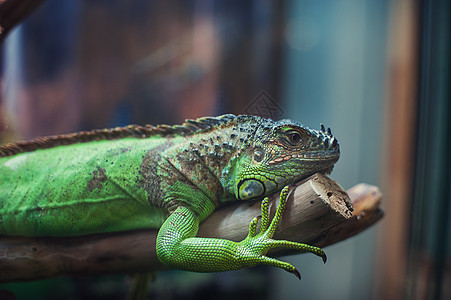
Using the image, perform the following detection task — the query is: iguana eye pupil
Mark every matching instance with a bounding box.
[287,132,301,145]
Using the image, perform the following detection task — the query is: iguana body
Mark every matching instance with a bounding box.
[0,114,339,277]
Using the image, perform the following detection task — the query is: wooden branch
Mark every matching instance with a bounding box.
[0,0,46,43]
[0,173,383,282]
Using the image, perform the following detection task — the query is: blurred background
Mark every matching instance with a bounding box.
[0,0,450,299]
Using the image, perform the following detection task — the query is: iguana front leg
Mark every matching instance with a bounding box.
[156,186,326,278]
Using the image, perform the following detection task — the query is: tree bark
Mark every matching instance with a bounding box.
[0,173,383,282]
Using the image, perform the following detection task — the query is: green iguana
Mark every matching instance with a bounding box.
[0,114,339,278]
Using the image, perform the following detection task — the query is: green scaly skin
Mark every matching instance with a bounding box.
[0,114,339,278]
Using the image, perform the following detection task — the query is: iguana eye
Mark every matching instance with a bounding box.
[286,131,302,145]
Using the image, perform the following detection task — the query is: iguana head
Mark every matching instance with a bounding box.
[223,117,340,200]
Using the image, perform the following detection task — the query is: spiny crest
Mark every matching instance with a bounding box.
[0,114,240,157]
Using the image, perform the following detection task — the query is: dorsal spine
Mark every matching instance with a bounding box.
[0,114,239,157]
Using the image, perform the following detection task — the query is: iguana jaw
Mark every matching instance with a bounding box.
[233,121,340,201]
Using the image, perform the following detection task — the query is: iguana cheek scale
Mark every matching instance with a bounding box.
[0,114,339,278]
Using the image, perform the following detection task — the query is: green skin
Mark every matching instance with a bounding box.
[0,114,339,278]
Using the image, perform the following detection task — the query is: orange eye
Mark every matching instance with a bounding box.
[286,131,302,145]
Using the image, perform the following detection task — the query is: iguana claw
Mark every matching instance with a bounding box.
[293,269,301,280]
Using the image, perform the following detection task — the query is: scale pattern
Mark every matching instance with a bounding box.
[0,114,339,278]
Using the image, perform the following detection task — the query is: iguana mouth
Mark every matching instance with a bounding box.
[268,150,339,165]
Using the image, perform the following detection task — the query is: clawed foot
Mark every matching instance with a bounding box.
[238,185,326,279]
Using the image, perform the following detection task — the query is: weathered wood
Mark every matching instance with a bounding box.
[311,183,383,248]
[0,173,383,282]
[197,173,354,244]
